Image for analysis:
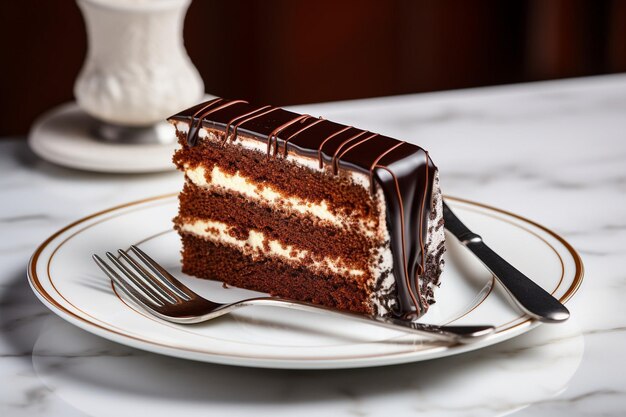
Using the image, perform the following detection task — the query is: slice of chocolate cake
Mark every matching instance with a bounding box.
[168,98,444,318]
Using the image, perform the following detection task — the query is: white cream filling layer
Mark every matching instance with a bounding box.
[180,218,365,278]
[186,165,343,227]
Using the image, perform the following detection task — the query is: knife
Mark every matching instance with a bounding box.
[443,200,570,323]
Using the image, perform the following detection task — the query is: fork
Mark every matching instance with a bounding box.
[93,245,495,344]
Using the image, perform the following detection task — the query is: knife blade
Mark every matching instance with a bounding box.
[443,200,570,323]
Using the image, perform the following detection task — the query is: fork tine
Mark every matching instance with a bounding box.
[105,252,175,304]
[117,249,179,303]
[129,245,192,300]
[92,254,164,307]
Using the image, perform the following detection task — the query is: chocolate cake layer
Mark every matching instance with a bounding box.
[180,234,380,314]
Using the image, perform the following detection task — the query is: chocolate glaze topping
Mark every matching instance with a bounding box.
[169,99,437,318]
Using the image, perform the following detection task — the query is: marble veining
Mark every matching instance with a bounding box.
[2,74,626,416]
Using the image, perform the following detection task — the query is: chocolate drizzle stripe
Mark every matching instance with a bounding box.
[375,164,422,316]
[333,133,379,174]
[330,131,369,174]
[232,107,280,141]
[266,114,311,157]
[318,126,353,169]
[185,98,224,146]
[224,105,272,145]
[188,100,248,146]
[191,98,223,118]
[283,117,325,157]
[368,141,406,194]
[196,100,247,121]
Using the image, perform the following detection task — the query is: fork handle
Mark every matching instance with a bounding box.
[242,298,494,344]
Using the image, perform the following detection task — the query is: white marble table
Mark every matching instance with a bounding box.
[2,74,625,416]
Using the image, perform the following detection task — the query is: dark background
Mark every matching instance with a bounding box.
[1,0,625,136]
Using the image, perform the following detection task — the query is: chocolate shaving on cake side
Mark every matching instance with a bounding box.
[169,98,445,318]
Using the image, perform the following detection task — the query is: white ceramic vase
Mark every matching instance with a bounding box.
[74,0,204,127]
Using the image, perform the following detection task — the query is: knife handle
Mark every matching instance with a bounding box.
[443,202,570,323]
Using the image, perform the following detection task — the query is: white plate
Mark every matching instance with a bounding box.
[28,195,583,369]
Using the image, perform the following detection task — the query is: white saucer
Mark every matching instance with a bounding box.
[28,102,177,173]
[27,195,583,369]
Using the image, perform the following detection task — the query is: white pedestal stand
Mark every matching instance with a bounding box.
[29,0,204,173]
